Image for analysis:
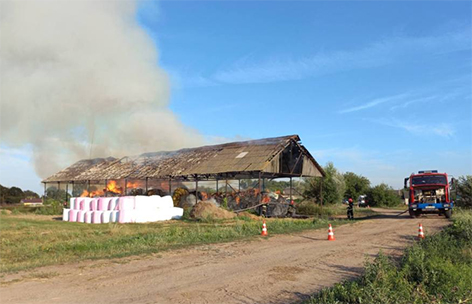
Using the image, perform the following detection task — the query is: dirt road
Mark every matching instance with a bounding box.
[0,209,449,304]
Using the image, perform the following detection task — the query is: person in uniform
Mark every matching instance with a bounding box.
[347,198,354,220]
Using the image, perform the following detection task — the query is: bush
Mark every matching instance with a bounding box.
[366,183,402,207]
[309,210,472,304]
[456,175,472,208]
[34,198,64,215]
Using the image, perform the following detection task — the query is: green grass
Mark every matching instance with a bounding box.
[0,214,351,273]
[307,209,472,304]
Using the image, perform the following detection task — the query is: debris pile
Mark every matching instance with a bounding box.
[190,201,236,220]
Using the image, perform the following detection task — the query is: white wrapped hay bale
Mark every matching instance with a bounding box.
[159,195,174,209]
[118,209,135,223]
[110,211,119,222]
[92,211,103,224]
[62,208,70,221]
[170,207,184,220]
[134,196,150,210]
[69,198,77,210]
[108,198,119,211]
[101,211,112,224]
[118,196,135,210]
[155,209,173,221]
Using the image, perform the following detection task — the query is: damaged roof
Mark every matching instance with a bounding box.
[42,135,325,183]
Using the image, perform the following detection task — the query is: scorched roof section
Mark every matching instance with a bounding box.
[42,135,325,182]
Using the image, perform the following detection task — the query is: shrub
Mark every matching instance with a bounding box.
[456,175,472,208]
[34,198,64,215]
[366,183,402,207]
[309,210,472,304]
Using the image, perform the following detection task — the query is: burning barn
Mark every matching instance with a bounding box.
[43,135,325,216]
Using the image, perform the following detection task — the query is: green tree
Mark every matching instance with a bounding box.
[46,187,67,201]
[366,183,402,207]
[343,172,370,200]
[304,162,345,204]
[456,175,472,208]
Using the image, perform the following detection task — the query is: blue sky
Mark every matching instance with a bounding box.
[1,1,471,193]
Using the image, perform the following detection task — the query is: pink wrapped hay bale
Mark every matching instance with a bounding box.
[76,210,86,223]
[90,198,98,211]
[84,211,93,224]
[98,198,111,211]
[69,210,78,222]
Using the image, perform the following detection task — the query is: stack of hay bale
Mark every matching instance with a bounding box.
[62,196,183,224]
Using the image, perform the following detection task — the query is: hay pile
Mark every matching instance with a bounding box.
[237,211,260,220]
[190,201,236,220]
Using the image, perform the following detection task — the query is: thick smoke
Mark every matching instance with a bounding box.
[0,1,203,178]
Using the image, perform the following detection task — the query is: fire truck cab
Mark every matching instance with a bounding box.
[404,170,454,218]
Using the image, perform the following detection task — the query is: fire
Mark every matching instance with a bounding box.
[107,180,122,194]
[80,189,104,198]
[126,181,139,189]
[79,180,123,197]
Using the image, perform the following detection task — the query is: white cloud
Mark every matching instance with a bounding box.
[374,119,456,137]
[340,93,410,114]
[210,28,470,85]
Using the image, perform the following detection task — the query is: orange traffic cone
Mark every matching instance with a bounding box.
[418,223,425,239]
[261,221,268,236]
[327,224,335,241]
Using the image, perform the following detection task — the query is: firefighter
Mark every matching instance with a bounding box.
[347,198,354,220]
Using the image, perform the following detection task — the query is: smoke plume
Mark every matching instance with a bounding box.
[0,1,203,179]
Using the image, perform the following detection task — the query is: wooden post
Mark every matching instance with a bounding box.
[65,183,69,203]
[290,177,293,201]
[145,177,148,193]
[258,173,262,204]
[195,175,199,202]
[225,177,228,195]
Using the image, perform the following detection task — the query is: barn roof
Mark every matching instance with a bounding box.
[42,135,324,183]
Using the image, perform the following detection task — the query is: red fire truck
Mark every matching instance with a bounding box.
[404,170,454,218]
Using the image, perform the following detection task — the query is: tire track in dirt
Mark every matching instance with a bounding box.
[0,209,449,304]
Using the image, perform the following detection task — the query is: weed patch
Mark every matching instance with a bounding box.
[308,210,472,304]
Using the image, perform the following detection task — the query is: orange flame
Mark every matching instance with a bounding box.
[79,180,123,197]
[107,180,122,194]
[126,181,139,189]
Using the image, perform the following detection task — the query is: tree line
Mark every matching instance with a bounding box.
[0,184,40,205]
[302,163,472,208]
